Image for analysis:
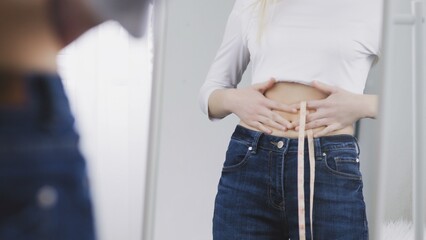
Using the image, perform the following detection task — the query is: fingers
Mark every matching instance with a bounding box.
[279,103,298,113]
[294,117,329,131]
[253,78,276,93]
[289,103,301,110]
[306,99,324,109]
[258,115,287,131]
[304,118,329,130]
[289,120,299,129]
[246,111,293,134]
[311,80,337,94]
[272,106,328,130]
[294,121,338,137]
[289,100,324,110]
[262,100,296,129]
[271,112,293,129]
[258,108,292,130]
[313,124,340,138]
[265,99,298,113]
[250,121,273,134]
[306,111,327,122]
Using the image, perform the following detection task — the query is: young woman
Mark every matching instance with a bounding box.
[199,0,382,239]
[0,1,101,239]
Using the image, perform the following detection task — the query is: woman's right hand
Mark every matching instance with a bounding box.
[227,79,297,134]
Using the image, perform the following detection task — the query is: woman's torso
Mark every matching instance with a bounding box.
[199,0,383,118]
[239,82,354,138]
[0,1,60,73]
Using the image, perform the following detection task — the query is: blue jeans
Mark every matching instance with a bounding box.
[213,125,368,240]
[0,74,96,240]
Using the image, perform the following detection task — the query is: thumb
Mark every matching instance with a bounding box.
[311,80,336,94]
[253,78,276,93]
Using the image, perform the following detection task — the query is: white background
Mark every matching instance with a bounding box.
[57,21,153,240]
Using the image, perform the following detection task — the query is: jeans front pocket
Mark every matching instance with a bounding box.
[322,151,362,180]
[222,138,252,172]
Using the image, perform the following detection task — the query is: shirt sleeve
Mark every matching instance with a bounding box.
[198,1,251,120]
[368,0,384,60]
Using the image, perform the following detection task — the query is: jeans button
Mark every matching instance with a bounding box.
[277,141,284,149]
[37,185,58,209]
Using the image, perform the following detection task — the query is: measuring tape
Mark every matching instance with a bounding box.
[297,101,316,240]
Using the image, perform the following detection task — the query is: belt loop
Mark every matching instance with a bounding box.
[354,137,361,156]
[314,137,322,157]
[250,131,263,154]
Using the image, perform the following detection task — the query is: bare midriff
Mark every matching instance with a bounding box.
[0,0,60,73]
[239,82,354,138]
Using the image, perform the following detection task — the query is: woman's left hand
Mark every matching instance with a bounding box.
[293,81,378,137]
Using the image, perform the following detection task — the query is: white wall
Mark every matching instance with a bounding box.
[151,1,245,239]
[58,21,152,240]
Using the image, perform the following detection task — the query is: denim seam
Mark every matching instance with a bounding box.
[222,150,252,172]
[322,153,363,181]
[250,131,263,154]
[268,151,284,211]
[335,157,359,163]
[230,137,251,146]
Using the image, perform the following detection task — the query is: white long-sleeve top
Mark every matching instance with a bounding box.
[199,0,383,118]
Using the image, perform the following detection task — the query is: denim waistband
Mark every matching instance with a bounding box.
[0,73,74,133]
[231,125,360,157]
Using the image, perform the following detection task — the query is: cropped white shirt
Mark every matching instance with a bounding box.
[199,0,383,117]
